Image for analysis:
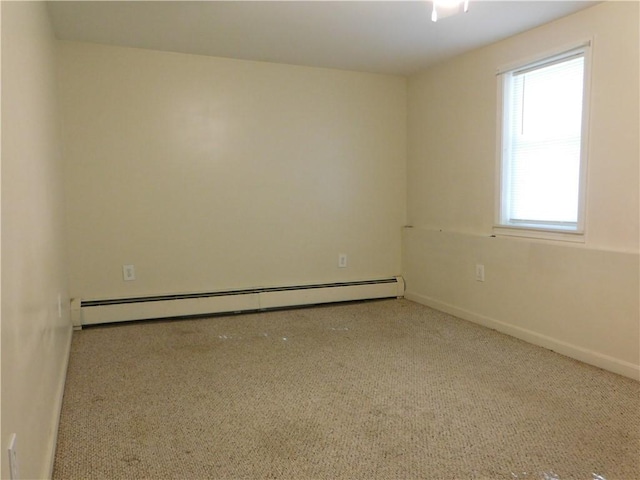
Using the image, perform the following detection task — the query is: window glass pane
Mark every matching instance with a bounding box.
[518,57,584,139]
[510,139,581,222]
[502,52,585,229]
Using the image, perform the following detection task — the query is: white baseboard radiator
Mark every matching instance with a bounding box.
[72,276,405,326]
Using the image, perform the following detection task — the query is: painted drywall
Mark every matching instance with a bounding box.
[1,2,72,479]
[57,42,406,302]
[405,1,639,379]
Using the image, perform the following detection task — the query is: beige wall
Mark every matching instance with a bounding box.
[405,2,640,379]
[57,42,407,301]
[1,2,72,479]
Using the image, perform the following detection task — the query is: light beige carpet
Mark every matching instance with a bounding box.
[53,299,639,480]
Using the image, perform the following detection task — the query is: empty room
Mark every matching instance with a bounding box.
[2,1,639,479]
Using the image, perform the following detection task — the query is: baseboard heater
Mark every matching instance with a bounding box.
[73,276,404,326]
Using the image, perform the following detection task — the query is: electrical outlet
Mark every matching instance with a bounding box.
[57,294,62,318]
[8,433,19,480]
[123,264,136,281]
[475,264,485,282]
[338,254,348,268]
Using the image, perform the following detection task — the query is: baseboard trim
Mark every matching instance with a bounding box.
[405,291,640,381]
[46,324,74,479]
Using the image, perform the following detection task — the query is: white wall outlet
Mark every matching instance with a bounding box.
[338,254,348,268]
[8,433,19,480]
[475,264,485,282]
[123,264,136,281]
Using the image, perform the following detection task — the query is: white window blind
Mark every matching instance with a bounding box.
[499,47,588,233]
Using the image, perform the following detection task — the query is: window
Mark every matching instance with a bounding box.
[497,43,590,238]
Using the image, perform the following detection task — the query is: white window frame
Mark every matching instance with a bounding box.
[494,40,592,242]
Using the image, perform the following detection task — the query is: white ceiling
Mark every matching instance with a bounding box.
[47,1,599,76]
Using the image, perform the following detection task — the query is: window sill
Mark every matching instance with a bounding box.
[492,225,585,243]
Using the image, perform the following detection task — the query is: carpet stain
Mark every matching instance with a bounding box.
[120,455,141,465]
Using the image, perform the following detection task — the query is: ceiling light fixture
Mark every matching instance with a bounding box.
[431,0,469,22]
